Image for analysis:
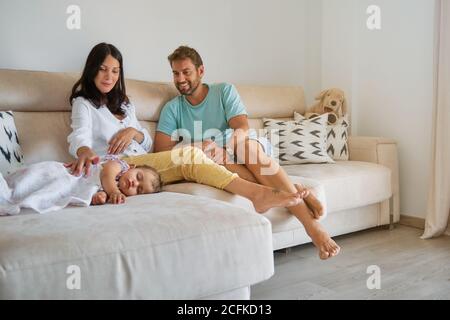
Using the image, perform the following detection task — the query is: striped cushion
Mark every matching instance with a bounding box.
[0,111,24,175]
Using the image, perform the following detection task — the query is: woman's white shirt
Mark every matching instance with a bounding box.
[68,97,152,158]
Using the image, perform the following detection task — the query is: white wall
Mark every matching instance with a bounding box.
[321,0,435,218]
[0,0,318,89]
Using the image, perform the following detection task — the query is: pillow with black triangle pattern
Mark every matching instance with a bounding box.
[263,113,334,165]
[0,111,24,175]
[294,112,349,161]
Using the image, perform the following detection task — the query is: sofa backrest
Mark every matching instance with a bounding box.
[0,69,306,164]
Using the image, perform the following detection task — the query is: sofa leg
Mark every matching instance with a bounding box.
[389,196,395,230]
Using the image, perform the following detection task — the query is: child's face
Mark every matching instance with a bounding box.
[118,168,157,196]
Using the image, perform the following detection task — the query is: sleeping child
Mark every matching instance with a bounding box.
[0,155,162,215]
[0,152,308,215]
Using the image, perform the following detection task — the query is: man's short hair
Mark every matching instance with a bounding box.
[168,46,203,69]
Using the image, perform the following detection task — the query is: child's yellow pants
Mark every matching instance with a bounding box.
[123,146,237,189]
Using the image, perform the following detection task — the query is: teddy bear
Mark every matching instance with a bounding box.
[305,88,347,125]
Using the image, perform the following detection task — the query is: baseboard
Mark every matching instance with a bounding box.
[399,214,425,230]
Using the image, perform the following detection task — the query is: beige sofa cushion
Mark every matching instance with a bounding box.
[14,112,73,164]
[163,161,391,218]
[0,69,306,119]
[0,192,274,299]
[163,177,327,234]
[283,161,392,212]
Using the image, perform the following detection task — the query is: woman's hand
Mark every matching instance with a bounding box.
[108,128,138,155]
[108,191,126,204]
[64,147,99,177]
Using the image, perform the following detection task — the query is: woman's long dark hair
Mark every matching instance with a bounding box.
[70,43,129,116]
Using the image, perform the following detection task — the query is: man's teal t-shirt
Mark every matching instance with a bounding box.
[157,83,247,147]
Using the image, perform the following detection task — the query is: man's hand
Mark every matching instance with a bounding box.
[91,191,107,205]
[108,191,126,204]
[201,140,231,165]
[108,128,138,155]
[201,140,215,151]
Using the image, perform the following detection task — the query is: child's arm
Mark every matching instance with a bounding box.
[100,160,126,204]
[91,191,107,205]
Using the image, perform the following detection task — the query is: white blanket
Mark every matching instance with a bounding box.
[0,161,101,215]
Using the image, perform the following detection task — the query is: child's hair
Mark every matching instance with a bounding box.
[137,165,162,193]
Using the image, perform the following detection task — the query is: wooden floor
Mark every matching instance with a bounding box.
[251,225,450,300]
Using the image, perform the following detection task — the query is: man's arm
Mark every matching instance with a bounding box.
[227,115,250,152]
[155,101,179,152]
[154,131,213,153]
[153,132,178,152]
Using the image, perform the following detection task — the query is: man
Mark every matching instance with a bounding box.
[154,45,340,259]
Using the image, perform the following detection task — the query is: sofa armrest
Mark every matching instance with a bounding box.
[348,136,400,223]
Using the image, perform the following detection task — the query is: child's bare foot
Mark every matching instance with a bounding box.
[307,222,340,259]
[252,187,302,213]
[294,184,324,219]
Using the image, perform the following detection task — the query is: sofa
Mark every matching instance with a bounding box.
[0,69,399,299]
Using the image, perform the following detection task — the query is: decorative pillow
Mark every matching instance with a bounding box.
[263,114,334,165]
[0,111,24,175]
[294,112,349,160]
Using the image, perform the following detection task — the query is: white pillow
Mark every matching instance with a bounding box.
[294,112,349,161]
[263,114,334,165]
[0,111,24,175]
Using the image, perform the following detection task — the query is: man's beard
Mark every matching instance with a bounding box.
[176,80,201,96]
